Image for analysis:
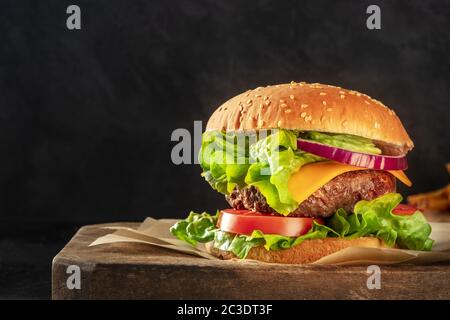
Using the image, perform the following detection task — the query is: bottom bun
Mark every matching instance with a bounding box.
[206,237,387,264]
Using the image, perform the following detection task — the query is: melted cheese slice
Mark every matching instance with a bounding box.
[288,161,412,204]
[389,170,412,187]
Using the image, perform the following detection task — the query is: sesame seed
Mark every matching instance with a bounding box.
[280,103,288,108]
[364,100,370,105]
[289,94,295,100]
[284,109,292,113]
[339,91,346,94]
[223,107,227,110]
[319,92,327,96]
[265,100,271,106]
[301,104,308,109]
[301,112,307,118]
[263,96,269,100]
[340,94,345,99]
[356,93,361,97]
[305,115,312,122]
[257,120,265,127]
[279,99,285,103]
[254,94,262,98]
[246,99,252,104]
[374,122,380,129]
[326,107,333,112]
[322,101,327,106]
[277,120,283,127]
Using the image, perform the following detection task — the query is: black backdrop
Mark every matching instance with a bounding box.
[1,0,449,224]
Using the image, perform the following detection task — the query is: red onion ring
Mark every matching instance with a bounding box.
[297,139,408,170]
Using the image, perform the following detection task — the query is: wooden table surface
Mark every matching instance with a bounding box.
[52,222,450,300]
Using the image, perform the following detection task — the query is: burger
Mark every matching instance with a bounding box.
[170,82,433,264]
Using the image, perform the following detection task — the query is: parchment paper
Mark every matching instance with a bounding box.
[89,218,450,265]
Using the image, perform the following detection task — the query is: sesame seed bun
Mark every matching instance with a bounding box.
[205,236,388,264]
[206,82,413,153]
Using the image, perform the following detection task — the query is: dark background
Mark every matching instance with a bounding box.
[1,0,449,298]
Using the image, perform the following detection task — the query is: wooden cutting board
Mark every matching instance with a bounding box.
[52,222,450,300]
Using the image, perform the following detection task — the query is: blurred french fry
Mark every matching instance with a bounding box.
[448,184,450,203]
[407,184,450,212]
[447,163,450,175]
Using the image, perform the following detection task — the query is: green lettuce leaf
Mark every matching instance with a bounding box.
[246,130,322,214]
[199,131,252,194]
[301,131,382,154]
[248,222,337,251]
[170,194,434,259]
[350,193,434,250]
[169,211,218,246]
[325,193,433,250]
[199,129,322,215]
[199,130,381,212]
[214,230,265,259]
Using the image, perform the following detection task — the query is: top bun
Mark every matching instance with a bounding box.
[206,82,413,152]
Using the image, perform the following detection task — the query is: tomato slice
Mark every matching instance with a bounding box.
[392,204,419,216]
[218,209,323,237]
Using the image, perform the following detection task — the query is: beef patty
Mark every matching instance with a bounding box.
[226,170,396,218]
